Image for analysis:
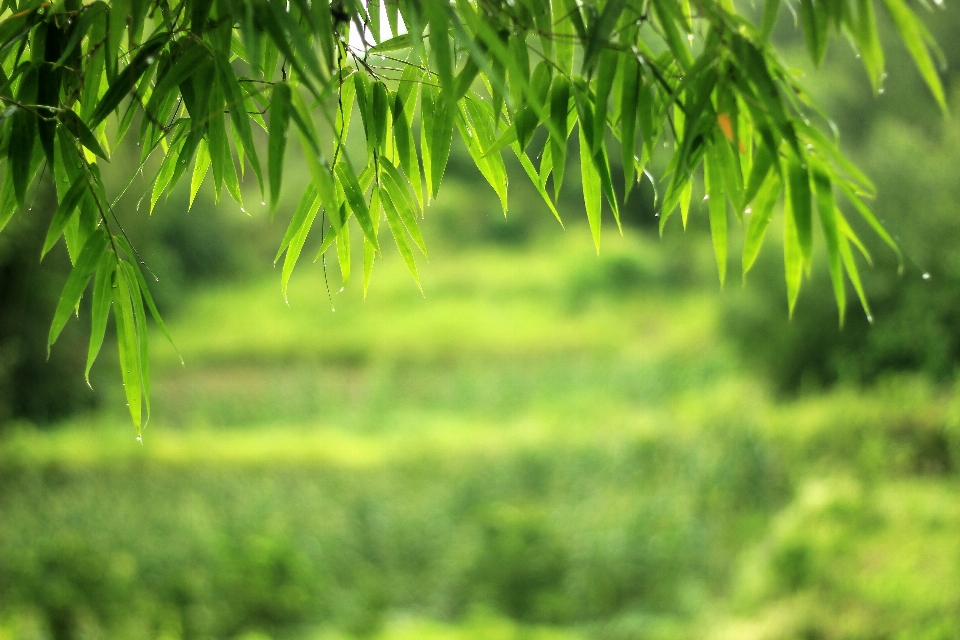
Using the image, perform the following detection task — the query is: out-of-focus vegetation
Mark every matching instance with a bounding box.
[3,230,960,640]
[2,4,960,640]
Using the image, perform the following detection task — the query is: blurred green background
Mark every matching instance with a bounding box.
[3,5,960,639]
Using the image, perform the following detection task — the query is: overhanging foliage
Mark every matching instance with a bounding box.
[0,0,945,432]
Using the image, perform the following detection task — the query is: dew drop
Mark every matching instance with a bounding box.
[332,308,336,312]
[146,56,155,65]
[687,34,694,42]
[339,287,345,292]
[136,435,142,443]
[240,207,246,213]
[744,207,752,215]
[922,272,931,280]
[28,207,32,211]
[866,314,874,324]
[654,212,660,218]
[806,143,813,150]
[878,88,885,95]
[261,201,266,206]
[702,194,709,202]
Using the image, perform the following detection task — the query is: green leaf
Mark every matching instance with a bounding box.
[380,181,421,288]
[704,149,728,285]
[113,260,145,431]
[787,158,813,268]
[280,184,322,301]
[115,235,181,362]
[269,83,291,212]
[550,75,571,199]
[85,248,115,387]
[392,90,422,209]
[458,98,509,215]
[48,228,110,353]
[426,0,453,99]
[372,81,389,154]
[838,223,872,320]
[380,159,427,254]
[150,140,181,213]
[813,167,846,324]
[58,109,108,160]
[582,0,625,75]
[214,51,264,196]
[369,33,412,53]
[799,0,829,66]
[855,0,885,93]
[742,173,781,276]
[580,128,602,253]
[335,160,381,252]
[783,180,804,317]
[42,173,88,258]
[90,35,165,126]
[881,0,946,111]
[620,54,640,197]
[514,145,562,226]
[336,201,351,287]
[761,0,781,39]
[591,48,617,154]
[190,139,211,211]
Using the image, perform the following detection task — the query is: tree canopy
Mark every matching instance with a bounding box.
[0,0,945,432]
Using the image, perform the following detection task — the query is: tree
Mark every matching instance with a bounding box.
[0,0,945,433]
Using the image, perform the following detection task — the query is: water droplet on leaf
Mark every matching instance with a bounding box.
[922,272,931,280]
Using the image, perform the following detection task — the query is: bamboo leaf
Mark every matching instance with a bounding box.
[550,75,571,199]
[113,261,144,431]
[190,139,211,211]
[369,33,412,53]
[881,0,946,111]
[380,159,427,254]
[813,168,846,324]
[783,178,804,317]
[281,185,323,301]
[42,174,88,258]
[705,149,728,285]
[620,54,640,197]
[48,228,110,353]
[787,158,813,267]
[580,128,602,252]
[85,248,115,387]
[269,83,291,212]
[380,181,421,288]
[58,110,107,160]
[335,160,381,252]
[742,173,780,276]
[90,35,165,126]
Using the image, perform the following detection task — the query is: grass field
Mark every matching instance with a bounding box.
[2,227,959,640]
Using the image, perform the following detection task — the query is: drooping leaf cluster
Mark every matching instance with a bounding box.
[0,0,945,431]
